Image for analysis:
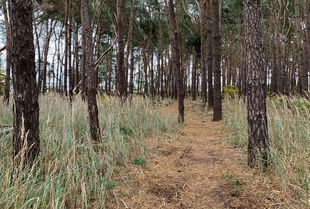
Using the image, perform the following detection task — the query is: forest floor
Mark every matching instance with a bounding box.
[106,100,286,209]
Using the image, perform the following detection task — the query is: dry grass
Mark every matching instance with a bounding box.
[0,94,176,209]
[223,96,310,208]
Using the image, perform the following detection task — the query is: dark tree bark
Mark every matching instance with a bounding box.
[81,0,102,142]
[11,0,40,168]
[142,43,149,97]
[200,0,207,103]
[212,0,222,121]
[34,24,43,92]
[244,0,269,168]
[64,0,69,95]
[2,0,11,105]
[270,0,279,94]
[116,0,126,98]
[68,0,74,100]
[168,0,185,122]
[207,0,214,110]
[155,0,164,99]
[74,21,80,93]
[192,54,197,101]
[302,0,310,96]
[42,20,55,94]
[128,0,135,95]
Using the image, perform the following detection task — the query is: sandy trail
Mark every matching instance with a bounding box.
[107,100,270,209]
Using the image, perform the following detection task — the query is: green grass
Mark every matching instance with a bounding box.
[0,94,176,209]
[223,97,310,208]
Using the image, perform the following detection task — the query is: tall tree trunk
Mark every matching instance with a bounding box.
[156,0,163,99]
[270,0,279,94]
[207,0,214,110]
[244,0,269,168]
[34,23,42,92]
[74,21,80,93]
[116,0,126,98]
[81,21,86,100]
[64,0,69,95]
[295,0,306,95]
[200,0,207,103]
[142,44,149,96]
[128,0,135,95]
[11,0,40,168]
[212,0,222,121]
[81,0,101,142]
[302,0,310,96]
[168,0,185,122]
[2,0,11,105]
[192,54,197,100]
[68,0,74,100]
[42,20,55,94]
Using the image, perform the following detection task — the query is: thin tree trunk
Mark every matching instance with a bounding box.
[200,0,207,103]
[74,21,80,93]
[192,54,197,100]
[116,0,126,98]
[81,21,86,100]
[212,0,222,121]
[42,20,55,94]
[128,0,135,95]
[81,0,102,142]
[64,0,69,95]
[270,0,279,94]
[2,0,11,104]
[68,0,74,100]
[207,0,214,110]
[168,0,185,122]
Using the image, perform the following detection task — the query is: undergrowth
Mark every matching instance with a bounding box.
[223,96,310,208]
[0,94,175,209]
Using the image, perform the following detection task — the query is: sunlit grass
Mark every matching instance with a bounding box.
[223,96,310,208]
[0,94,176,209]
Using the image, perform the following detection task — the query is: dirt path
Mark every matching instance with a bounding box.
[107,101,271,209]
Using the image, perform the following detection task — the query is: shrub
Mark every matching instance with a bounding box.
[289,98,310,115]
[223,85,239,99]
[0,70,5,95]
[0,94,176,208]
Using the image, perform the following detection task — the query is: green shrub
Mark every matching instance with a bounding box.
[289,98,310,115]
[223,85,239,99]
[0,70,5,95]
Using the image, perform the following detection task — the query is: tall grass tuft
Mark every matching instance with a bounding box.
[0,94,175,209]
[223,97,310,207]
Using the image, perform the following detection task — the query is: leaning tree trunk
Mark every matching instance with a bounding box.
[81,0,102,142]
[212,0,222,121]
[244,0,269,168]
[168,0,185,122]
[11,0,40,168]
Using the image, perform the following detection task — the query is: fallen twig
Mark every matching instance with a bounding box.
[180,147,192,159]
